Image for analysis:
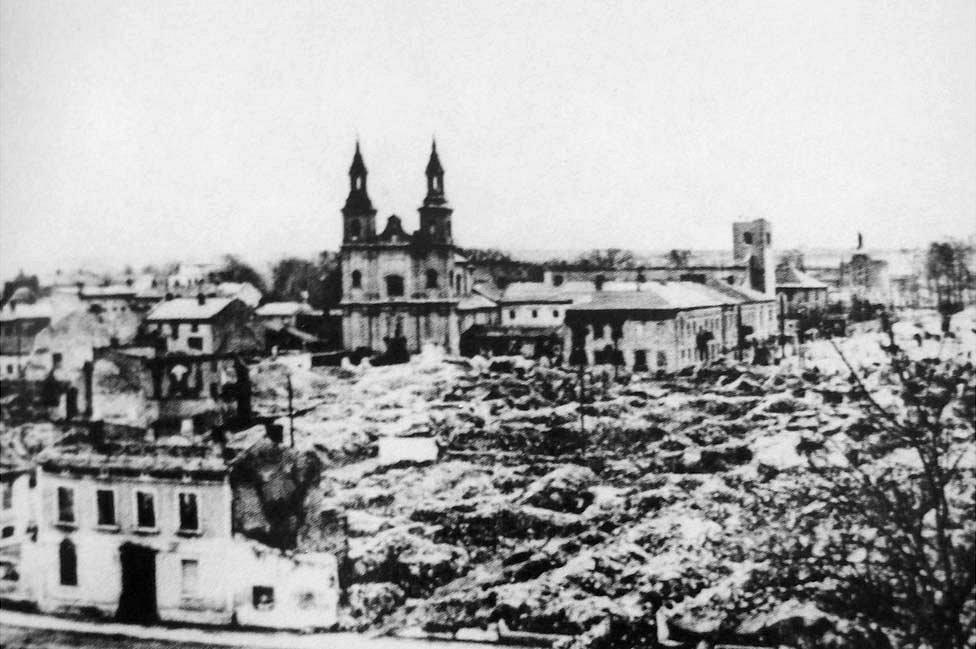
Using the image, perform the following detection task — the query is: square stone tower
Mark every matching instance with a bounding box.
[732,219,775,296]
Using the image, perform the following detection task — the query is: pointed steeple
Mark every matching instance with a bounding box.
[350,141,367,177]
[425,140,444,177]
[423,140,447,207]
[345,141,372,212]
[342,141,377,243]
[418,140,452,243]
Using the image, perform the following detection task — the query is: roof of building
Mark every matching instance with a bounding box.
[500,281,594,304]
[705,280,776,303]
[146,296,238,322]
[80,285,137,299]
[776,264,829,289]
[37,441,231,478]
[255,302,313,317]
[457,294,498,311]
[0,300,53,322]
[567,281,747,314]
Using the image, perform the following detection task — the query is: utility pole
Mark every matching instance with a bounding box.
[577,362,586,436]
[286,373,294,448]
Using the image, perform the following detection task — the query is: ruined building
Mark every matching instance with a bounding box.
[338,142,482,357]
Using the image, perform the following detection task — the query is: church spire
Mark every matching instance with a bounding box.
[345,141,372,212]
[424,140,447,207]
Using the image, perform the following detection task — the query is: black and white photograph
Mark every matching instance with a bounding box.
[0,2,974,648]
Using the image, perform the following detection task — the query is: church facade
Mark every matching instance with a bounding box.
[338,143,474,356]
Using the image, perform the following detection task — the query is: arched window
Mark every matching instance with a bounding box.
[743,232,753,244]
[59,538,77,586]
[351,270,362,289]
[426,269,439,289]
[349,219,361,240]
[385,275,404,297]
[455,274,463,294]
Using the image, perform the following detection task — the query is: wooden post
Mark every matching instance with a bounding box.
[286,373,294,448]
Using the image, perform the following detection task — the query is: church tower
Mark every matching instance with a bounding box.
[417,141,453,244]
[342,142,377,243]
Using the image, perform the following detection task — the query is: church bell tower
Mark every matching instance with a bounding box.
[418,141,453,244]
[342,142,377,243]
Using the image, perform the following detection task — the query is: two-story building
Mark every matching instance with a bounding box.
[0,299,53,378]
[565,281,775,372]
[24,438,339,629]
[144,296,259,356]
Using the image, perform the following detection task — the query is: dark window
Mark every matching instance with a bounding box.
[1,482,10,510]
[553,310,560,318]
[96,489,115,526]
[136,491,155,529]
[766,232,771,244]
[57,487,74,524]
[179,493,199,531]
[532,310,538,318]
[171,323,179,339]
[187,336,203,351]
[425,269,438,289]
[509,310,516,320]
[743,232,753,244]
[253,585,275,610]
[59,539,77,586]
[552,274,564,287]
[190,324,198,332]
[385,275,404,297]
[1,526,13,539]
[351,270,362,289]
[349,219,361,239]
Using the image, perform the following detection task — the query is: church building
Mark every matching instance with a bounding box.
[338,142,475,356]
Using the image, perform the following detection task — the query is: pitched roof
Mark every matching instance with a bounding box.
[776,264,829,289]
[567,281,741,313]
[705,279,776,303]
[255,302,312,317]
[146,297,237,322]
[0,301,53,322]
[457,294,498,311]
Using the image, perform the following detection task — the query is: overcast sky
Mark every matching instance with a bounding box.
[1,0,974,278]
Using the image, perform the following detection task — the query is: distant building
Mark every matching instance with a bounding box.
[0,299,52,378]
[565,281,776,371]
[144,296,259,356]
[25,438,339,628]
[775,263,829,318]
[338,142,475,356]
[839,252,890,303]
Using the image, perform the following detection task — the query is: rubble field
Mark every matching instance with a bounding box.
[245,309,976,648]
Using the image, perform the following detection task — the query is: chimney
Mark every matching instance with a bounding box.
[197,293,206,306]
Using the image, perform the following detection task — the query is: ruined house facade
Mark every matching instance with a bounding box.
[338,143,475,356]
[24,440,339,629]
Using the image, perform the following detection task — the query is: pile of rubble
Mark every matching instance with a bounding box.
[250,311,975,648]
